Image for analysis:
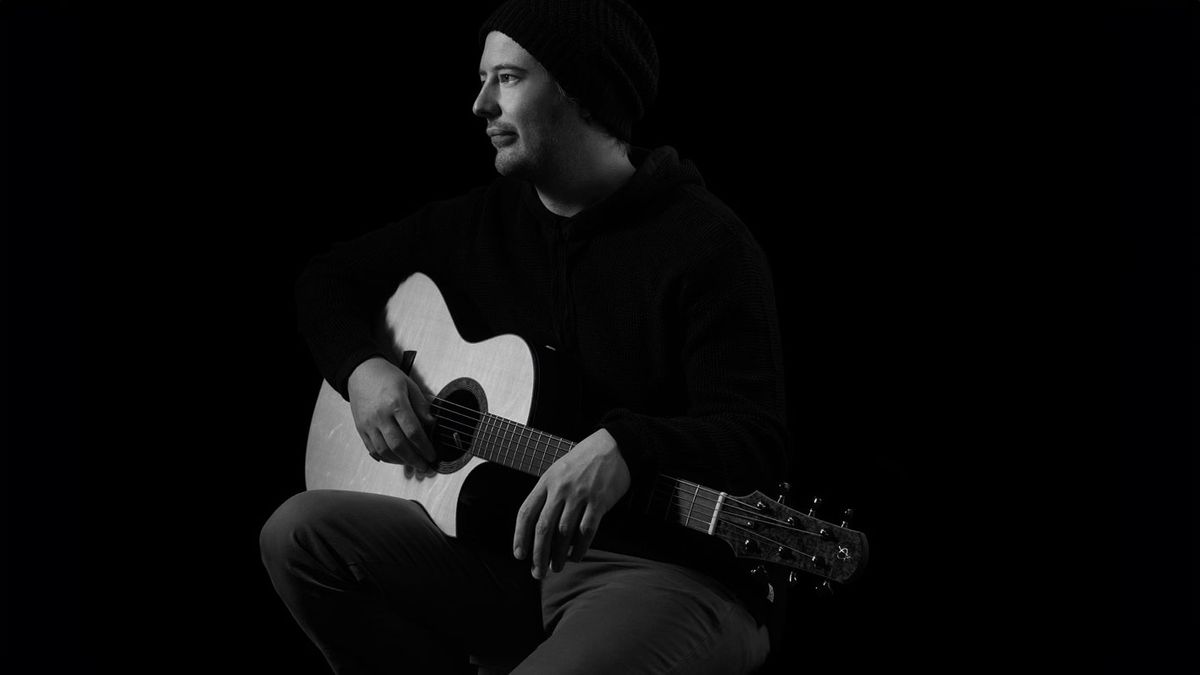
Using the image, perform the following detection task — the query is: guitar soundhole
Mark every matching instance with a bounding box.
[431,378,488,473]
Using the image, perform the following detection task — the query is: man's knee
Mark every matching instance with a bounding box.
[259,490,332,575]
[260,490,439,581]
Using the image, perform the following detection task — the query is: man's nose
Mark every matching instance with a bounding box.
[472,81,498,119]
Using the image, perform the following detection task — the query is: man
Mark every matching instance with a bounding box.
[260,0,789,672]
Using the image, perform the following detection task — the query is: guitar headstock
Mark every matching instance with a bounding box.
[712,488,869,585]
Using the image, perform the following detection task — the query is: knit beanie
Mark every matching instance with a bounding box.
[478,0,659,142]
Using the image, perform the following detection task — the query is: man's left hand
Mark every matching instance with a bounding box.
[513,428,630,579]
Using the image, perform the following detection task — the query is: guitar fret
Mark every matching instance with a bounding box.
[504,419,520,473]
[528,429,542,472]
[494,416,507,469]
[489,415,501,467]
[524,426,534,470]
[506,418,517,470]
[520,422,535,470]
[686,484,700,529]
[493,415,506,466]
[493,414,503,464]
[544,433,559,472]
[480,414,495,462]
[518,425,530,472]
[522,424,534,473]
[513,421,527,473]
[494,415,505,466]
[537,430,550,472]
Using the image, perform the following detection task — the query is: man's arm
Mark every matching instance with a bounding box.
[601,226,790,497]
[515,224,790,578]
[295,189,485,468]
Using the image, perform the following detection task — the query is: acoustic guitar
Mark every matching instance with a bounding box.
[304,272,868,586]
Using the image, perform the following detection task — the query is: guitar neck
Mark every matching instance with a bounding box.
[467,410,573,476]
[449,407,720,537]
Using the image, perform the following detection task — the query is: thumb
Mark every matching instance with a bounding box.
[406,377,436,424]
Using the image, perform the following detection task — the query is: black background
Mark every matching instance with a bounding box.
[2,2,1192,673]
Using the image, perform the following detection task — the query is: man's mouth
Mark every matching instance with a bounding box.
[488,128,517,147]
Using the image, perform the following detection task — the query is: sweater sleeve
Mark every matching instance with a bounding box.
[600,226,790,496]
[294,190,483,400]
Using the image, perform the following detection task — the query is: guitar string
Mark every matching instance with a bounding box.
[418,399,845,534]
[426,401,571,467]
[425,401,571,465]
[643,492,801,535]
[425,424,836,542]
[420,428,828,558]
[428,396,572,449]
[411,435,846,576]
[643,489,822,532]
[436,418,563,474]
[413,429,828,565]
[711,500,830,532]
[644,492,830,538]
[426,397,823,530]
[426,402,730,506]
[426,424,842,539]
[429,427,554,474]
[424,416,839,535]
[375,434,833,570]
[419,394,817,526]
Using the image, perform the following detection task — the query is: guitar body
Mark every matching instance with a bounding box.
[305,272,537,537]
[304,272,869,585]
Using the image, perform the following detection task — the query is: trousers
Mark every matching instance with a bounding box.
[259,489,770,674]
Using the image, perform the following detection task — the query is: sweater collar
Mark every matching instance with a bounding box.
[520,145,704,241]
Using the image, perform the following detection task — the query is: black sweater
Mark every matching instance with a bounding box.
[296,146,789,613]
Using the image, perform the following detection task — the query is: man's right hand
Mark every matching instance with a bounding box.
[347,356,438,475]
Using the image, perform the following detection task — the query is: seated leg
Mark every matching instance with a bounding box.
[259,489,542,675]
[514,550,770,675]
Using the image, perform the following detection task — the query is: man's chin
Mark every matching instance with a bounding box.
[493,149,531,178]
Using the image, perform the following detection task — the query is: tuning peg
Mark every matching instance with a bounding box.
[750,564,769,581]
[787,571,802,588]
[814,580,835,597]
[775,481,791,505]
[840,507,855,528]
[742,539,759,554]
[807,496,823,517]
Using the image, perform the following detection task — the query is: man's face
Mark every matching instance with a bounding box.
[474,31,583,179]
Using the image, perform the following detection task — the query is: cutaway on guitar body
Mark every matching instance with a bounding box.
[304,272,536,537]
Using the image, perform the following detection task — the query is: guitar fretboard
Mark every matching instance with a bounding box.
[470,412,572,474]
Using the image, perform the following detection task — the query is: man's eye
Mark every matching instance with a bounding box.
[498,73,518,84]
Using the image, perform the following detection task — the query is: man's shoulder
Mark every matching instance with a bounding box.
[647,181,760,255]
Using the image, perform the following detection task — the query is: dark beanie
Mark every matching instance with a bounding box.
[478,0,659,142]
